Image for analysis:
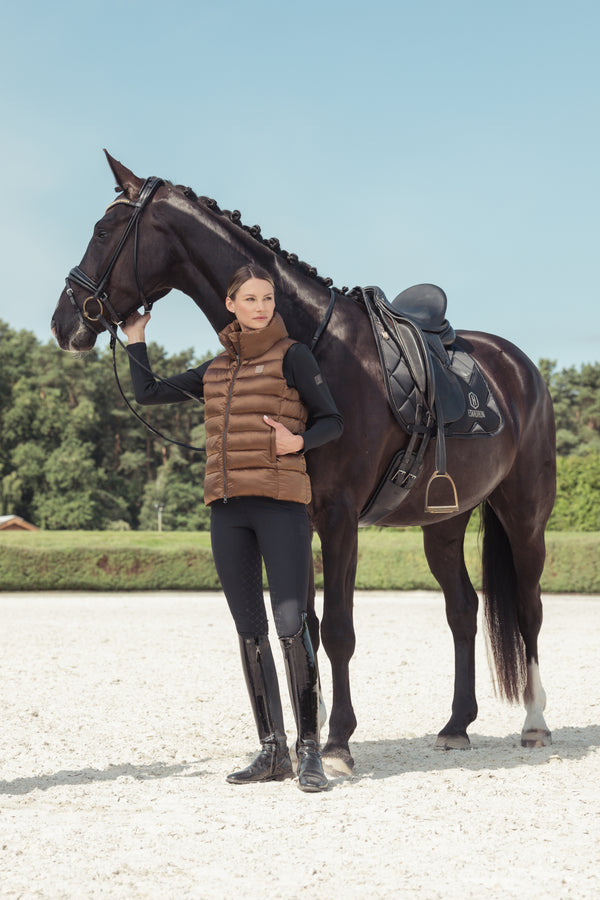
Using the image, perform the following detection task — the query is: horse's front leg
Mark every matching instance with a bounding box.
[314,498,359,774]
[422,512,479,749]
[304,547,328,733]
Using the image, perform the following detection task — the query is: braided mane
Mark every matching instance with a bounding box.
[177,183,352,296]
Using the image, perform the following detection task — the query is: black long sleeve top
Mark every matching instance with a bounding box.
[127,341,343,452]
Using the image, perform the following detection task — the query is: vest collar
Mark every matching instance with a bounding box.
[218,311,289,361]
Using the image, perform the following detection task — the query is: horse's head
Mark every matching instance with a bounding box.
[53,151,339,354]
[51,152,172,352]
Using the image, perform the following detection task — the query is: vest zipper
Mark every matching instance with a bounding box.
[222,352,241,503]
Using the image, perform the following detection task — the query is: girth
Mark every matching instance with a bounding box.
[358,285,503,524]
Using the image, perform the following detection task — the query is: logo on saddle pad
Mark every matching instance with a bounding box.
[467,391,485,419]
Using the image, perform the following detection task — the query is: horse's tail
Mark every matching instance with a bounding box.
[481,501,526,703]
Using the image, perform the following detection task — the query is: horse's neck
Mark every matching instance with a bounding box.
[165,194,331,344]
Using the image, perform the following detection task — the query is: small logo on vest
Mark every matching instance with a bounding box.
[314,374,323,386]
[255,365,265,374]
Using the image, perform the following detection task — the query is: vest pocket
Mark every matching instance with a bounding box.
[269,426,277,463]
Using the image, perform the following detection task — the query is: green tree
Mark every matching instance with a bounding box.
[35,437,126,530]
[540,359,600,456]
[0,320,210,529]
[139,438,208,532]
[548,453,600,531]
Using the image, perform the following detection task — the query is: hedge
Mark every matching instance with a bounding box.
[1,530,599,593]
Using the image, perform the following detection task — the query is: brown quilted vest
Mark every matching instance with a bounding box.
[203,312,311,506]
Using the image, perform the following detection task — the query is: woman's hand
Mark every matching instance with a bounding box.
[263,416,304,455]
[121,310,151,344]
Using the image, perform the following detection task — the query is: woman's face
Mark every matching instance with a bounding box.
[225,277,275,331]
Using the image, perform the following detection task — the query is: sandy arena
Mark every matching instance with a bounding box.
[1,590,598,898]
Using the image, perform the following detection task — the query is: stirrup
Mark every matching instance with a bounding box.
[425,471,459,514]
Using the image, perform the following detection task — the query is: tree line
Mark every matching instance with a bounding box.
[1,320,599,531]
[540,359,600,530]
[0,321,210,531]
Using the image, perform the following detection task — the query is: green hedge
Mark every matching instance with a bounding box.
[0,532,219,591]
[1,529,599,593]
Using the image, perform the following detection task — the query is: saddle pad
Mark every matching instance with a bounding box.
[377,325,502,437]
[444,348,503,438]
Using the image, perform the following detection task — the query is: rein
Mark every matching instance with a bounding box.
[310,288,336,352]
[107,326,207,454]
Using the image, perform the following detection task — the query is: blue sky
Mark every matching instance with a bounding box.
[1,0,598,369]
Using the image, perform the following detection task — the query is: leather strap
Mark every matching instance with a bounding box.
[310,288,336,352]
[66,176,164,324]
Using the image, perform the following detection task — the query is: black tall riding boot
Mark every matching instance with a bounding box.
[280,616,328,793]
[226,634,293,784]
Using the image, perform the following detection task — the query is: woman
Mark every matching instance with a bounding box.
[122,264,343,792]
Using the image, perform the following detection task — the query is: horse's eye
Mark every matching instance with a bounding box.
[96,229,108,241]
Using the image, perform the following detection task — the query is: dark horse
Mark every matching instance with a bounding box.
[52,152,556,773]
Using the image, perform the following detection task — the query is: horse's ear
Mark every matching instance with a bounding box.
[103,150,144,199]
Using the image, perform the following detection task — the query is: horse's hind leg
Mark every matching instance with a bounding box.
[422,510,479,749]
[485,490,552,748]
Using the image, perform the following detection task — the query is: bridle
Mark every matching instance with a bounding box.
[63,174,337,455]
[64,175,206,452]
[65,175,165,331]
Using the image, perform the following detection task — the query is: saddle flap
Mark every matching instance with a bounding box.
[431,355,466,424]
[392,319,429,399]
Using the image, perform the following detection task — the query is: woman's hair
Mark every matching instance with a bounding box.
[226,264,275,300]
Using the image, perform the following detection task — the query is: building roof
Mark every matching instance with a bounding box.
[0,515,39,531]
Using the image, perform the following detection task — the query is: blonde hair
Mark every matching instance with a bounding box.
[226,264,275,300]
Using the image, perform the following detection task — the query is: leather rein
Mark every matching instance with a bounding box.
[64,176,336,454]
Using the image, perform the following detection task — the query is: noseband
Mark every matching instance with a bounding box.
[65,175,165,331]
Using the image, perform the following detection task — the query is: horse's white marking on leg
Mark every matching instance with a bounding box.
[524,661,547,727]
[521,661,551,745]
[318,686,327,734]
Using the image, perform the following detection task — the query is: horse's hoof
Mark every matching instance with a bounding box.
[434,733,471,750]
[321,744,354,776]
[323,756,353,777]
[521,728,552,748]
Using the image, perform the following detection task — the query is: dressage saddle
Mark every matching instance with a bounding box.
[368,284,465,428]
[386,283,455,344]
[358,284,502,524]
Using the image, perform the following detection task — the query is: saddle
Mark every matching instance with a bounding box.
[359,285,503,525]
[367,285,464,428]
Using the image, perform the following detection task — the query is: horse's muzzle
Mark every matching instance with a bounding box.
[51,313,98,353]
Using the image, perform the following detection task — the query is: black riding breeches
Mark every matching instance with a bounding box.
[210,496,312,639]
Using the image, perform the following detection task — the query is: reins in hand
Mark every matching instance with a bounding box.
[106,319,206,454]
